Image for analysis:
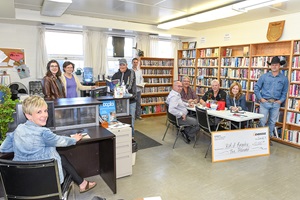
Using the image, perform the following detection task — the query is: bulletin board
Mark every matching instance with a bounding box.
[0,48,25,68]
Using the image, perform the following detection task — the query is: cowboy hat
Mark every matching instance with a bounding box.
[267,56,286,66]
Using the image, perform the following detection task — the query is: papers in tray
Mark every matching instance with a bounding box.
[108,121,131,129]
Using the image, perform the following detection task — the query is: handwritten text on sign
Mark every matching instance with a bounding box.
[212,127,270,162]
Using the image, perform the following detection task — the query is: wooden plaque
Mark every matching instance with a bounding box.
[182,42,189,49]
[266,20,285,42]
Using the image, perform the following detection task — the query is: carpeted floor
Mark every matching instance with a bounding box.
[134,130,162,150]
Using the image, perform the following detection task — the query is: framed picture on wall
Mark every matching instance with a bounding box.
[182,42,189,49]
[189,41,197,49]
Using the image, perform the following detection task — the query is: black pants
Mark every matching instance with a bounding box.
[60,154,83,185]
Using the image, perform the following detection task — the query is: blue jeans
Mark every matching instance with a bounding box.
[259,102,280,137]
[130,102,136,136]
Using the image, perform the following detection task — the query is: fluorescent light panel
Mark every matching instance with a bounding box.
[41,0,72,17]
[157,0,289,30]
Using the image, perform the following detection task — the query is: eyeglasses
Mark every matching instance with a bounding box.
[50,65,58,68]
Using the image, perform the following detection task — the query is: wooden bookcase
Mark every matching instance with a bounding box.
[140,57,174,117]
[176,40,300,148]
[195,47,219,97]
[177,49,196,85]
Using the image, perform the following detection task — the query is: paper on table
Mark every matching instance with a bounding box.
[70,133,90,139]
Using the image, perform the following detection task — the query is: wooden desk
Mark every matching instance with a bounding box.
[56,126,116,194]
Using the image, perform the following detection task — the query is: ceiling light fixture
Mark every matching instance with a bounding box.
[41,0,72,17]
[157,0,289,30]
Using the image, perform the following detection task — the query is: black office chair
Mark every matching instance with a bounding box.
[0,158,73,200]
[246,100,255,112]
[162,103,193,148]
[195,106,220,158]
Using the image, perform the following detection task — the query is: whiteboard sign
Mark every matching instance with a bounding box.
[212,127,270,162]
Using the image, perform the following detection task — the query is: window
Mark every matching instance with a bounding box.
[45,31,84,72]
[157,40,172,58]
[107,36,135,76]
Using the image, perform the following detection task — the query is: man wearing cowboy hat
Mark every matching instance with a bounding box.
[254,56,289,143]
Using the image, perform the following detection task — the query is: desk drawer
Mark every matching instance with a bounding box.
[116,141,132,154]
[108,127,132,144]
[116,152,132,178]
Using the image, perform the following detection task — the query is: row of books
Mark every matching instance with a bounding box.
[142,69,172,75]
[291,56,300,68]
[287,98,300,111]
[290,69,300,82]
[141,60,174,66]
[197,58,218,67]
[289,84,300,96]
[142,105,166,114]
[283,130,300,144]
[196,87,209,95]
[142,86,172,93]
[178,75,195,85]
[220,80,247,90]
[178,67,195,76]
[251,56,286,67]
[143,78,171,84]
[220,68,248,78]
[294,41,300,54]
[249,68,268,80]
[286,112,300,124]
[248,93,256,101]
[221,57,250,67]
[178,59,195,67]
[196,78,217,87]
[141,96,166,104]
[199,48,219,57]
[198,68,218,77]
[248,81,257,91]
[222,48,232,57]
[182,50,196,58]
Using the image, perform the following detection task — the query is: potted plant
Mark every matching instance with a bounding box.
[0,85,18,143]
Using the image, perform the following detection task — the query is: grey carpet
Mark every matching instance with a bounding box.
[134,130,162,150]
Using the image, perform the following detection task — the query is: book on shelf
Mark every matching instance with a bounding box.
[295,113,300,125]
[214,48,219,57]
[225,48,232,57]
[274,126,282,138]
[243,46,249,57]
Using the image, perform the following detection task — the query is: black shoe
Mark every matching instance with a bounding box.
[180,131,190,144]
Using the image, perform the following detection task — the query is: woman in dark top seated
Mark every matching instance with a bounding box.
[226,82,247,112]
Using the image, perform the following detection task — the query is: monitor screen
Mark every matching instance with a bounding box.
[90,86,107,98]
[8,101,55,131]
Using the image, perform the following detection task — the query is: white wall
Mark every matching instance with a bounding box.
[0,23,38,89]
[196,12,300,47]
[1,12,300,90]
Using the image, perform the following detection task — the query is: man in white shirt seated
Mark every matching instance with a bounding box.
[166,81,200,143]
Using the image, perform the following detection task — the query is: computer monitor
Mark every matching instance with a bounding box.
[8,101,55,131]
[90,86,107,98]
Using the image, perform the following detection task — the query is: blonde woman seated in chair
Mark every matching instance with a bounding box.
[0,96,99,195]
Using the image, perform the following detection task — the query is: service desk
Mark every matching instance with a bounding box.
[55,126,116,194]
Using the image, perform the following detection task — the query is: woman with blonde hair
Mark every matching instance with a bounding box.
[226,81,247,112]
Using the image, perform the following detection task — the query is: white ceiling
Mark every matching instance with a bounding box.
[3,0,300,34]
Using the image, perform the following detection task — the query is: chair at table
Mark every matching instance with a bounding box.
[245,100,258,127]
[195,106,220,158]
[162,103,193,148]
[0,158,73,200]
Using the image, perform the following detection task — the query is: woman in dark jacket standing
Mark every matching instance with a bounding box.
[42,60,66,100]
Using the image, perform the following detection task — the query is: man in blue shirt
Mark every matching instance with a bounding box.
[166,81,200,143]
[254,56,289,140]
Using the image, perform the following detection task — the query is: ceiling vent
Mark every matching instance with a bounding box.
[41,0,72,17]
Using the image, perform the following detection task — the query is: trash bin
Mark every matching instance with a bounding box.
[132,139,138,165]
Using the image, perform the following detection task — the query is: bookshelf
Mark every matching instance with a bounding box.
[195,47,219,97]
[177,49,196,86]
[176,40,300,148]
[140,57,174,117]
[219,45,250,94]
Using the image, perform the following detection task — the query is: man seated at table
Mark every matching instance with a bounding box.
[199,79,227,130]
[166,81,200,144]
[181,76,198,104]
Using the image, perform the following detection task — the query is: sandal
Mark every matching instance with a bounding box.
[80,181,97,193]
